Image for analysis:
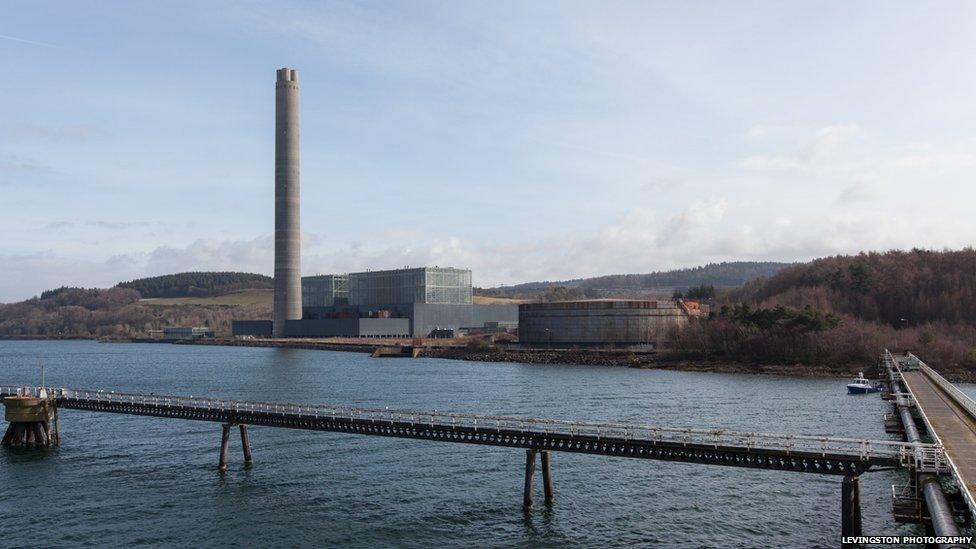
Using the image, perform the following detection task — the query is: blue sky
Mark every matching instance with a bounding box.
[2,1,976,301]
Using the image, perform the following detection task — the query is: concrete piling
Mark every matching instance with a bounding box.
[541,451,554,505]
[841,475,862,542]
[1,423,14,445]
[240,424,253,464]
[523,449,537,508]
[219,423,232,471]
[217,423,255,470]
[31,423,46,446]
[12,423,25,445]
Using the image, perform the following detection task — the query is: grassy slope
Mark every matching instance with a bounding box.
[139,289,273,307]
[142,291,527,307]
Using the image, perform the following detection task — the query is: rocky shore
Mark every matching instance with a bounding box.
[424,347,874,379]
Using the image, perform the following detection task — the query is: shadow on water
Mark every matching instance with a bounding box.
[3,446,59,462]
[257,347,317,393]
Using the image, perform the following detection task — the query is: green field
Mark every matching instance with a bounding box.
[139,289,273,307]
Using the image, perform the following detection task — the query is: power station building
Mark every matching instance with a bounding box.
[230,69,517,340]
[349,267,472,306]
[517,300,691,347]
[293,267,515,338]
[234,266,517,338]
[301,274,348,307]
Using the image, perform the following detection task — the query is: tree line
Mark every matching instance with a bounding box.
[117,272,272,298]
[0,284,269,338]
[668,249,976,375]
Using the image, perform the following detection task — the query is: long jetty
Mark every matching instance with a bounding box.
[4,350,975,545]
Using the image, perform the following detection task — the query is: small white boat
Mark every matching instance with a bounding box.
[847,372,880,394]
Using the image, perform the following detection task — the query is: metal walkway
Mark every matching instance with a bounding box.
[891,352,976,515]
[1,385,931,475]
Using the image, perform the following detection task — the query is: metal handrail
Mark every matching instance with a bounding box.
[909,353,976,421]
[885,349,976,516]
[0,384,933,461]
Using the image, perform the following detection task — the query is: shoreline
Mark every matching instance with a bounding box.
[175,337,876,380]
[424,347,870,379]
[5,336,972,382]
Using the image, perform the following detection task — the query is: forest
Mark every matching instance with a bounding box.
[117,272,272,298]
[478,261,790,297]
[669,249,976,376]
[0,274,272,338]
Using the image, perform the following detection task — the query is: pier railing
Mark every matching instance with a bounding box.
[910,352,976,421]
[887,349,976,516]
[1,385,937,466]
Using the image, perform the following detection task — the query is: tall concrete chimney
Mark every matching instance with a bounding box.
[273,67,301,337]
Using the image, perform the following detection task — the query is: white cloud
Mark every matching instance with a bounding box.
[801,124,861,164]
[5,188,976,302]
[746,125,774,138]
[144,237,275,276]
[6,123,97,142]
[739,124,861,173]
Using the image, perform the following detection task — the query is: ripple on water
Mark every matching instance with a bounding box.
[0,340,948,547]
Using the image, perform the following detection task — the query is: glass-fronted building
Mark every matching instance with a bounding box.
[301,274,349,307]
[348,267,472,307]
[240,266,513,338]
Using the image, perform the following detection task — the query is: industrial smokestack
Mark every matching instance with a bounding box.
[273,67,301,337]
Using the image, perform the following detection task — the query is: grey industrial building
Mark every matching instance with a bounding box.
[517,300,690,347]
[230,69,516,340]
[301,274,348,307]
[234,266,516,338]
[295,267,515,338]
[349,267,472,306]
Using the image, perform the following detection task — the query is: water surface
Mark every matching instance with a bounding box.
[0,340,944,547]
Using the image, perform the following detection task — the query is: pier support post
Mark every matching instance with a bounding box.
[31,422,46,446]
[523,449,537,508]
[841,475,862,542]
[53,406,60,445]
[218,423,231,471]
[11,423,25,446]
[541,451,554,505]
[239,425,253,464]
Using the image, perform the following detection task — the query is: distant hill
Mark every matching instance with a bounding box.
[140,289,273,307]
[118,272,272,298]
[479,261,792,297]
[0,282,270,339]
[670,249,976,377]
[733,249,976,328]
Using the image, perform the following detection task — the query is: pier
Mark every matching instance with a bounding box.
[3,350,974,542]
[883,350,976,546]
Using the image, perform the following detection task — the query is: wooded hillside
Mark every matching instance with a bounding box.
[671,249,976,378]
[479,261,790,298]
[735,250,976,327]
[118,272,272,298]
[0,284,269,338]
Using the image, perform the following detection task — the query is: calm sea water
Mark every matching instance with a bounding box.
[0,340,961,547]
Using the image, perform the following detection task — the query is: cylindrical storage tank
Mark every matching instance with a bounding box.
[517,300,688,346]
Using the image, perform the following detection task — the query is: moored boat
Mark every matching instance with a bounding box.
[847,372,880,394]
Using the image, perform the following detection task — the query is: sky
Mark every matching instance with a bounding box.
[2,1,976,301]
